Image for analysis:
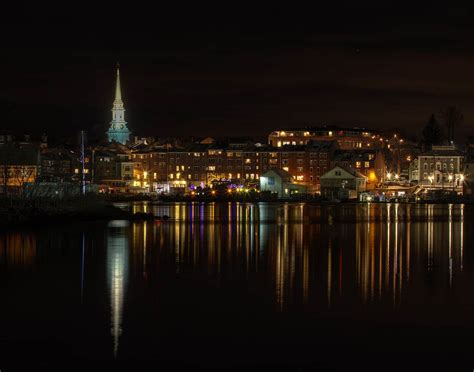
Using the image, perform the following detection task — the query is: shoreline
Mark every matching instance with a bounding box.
[0,195,470,229]
[104,193,472,205]
[0,196,156,229]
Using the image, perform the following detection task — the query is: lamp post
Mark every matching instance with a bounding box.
[386,172,391,187]
[460,174,465,194]
[428,175,434,189]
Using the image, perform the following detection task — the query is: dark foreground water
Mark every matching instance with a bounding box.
[1,202,474,370]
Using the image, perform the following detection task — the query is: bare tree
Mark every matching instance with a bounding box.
[13,166,36,195]
[441,106,463,143]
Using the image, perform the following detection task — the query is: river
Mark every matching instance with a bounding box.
[0,202,473,370]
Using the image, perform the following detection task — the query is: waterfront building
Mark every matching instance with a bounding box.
[39,149,74,182]
[107,65,131,145]
[417,144,464,193]
[260,168,307,198]
[331,150,385,189]
[320,166,367,200]
[130,140,335,194]
[0,146,40,194]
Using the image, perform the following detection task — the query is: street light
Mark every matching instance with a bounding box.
[394,174,399,180]
[428,175,434,187]
[387,172,391,181]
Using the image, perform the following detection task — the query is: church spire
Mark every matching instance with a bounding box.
[107,63,130,145]
[114,62,122,105]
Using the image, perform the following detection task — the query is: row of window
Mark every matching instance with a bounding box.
[423,163,455,171]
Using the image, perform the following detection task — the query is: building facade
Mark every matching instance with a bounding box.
[268,126,382,150]
[417,145,464,192]
[260,169,307,198]
[129,141,335,194]
[320,166,367,199]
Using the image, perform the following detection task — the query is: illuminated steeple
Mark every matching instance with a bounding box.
[107,63,131,145]
[114,63,123,106]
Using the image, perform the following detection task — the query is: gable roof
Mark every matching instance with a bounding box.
[321,165,366,179]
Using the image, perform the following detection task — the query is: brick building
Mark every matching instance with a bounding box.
[130,140,335,193]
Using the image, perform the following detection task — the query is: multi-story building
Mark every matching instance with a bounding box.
[0,146,40,194]
[130,140,335,194]
[268,126,382,150]
[39,149,73,182]
[417,145,464,192]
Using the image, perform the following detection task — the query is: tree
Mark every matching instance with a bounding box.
[422,114,443,148]
[441,106,463,143]
[13,165,36,195]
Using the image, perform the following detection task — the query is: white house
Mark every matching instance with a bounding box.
[320,166,367,199]
[260,168,307,198]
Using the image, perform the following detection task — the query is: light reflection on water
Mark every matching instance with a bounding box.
[0,202,471,361]
[106,221,129,357]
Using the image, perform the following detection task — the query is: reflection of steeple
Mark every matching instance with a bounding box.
[107,222,129,358]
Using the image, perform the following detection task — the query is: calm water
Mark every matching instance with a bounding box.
[1,202,474,370]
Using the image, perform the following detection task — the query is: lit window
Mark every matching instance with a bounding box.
[356,161,361,168]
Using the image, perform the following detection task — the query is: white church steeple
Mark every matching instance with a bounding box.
[107,63,131,145]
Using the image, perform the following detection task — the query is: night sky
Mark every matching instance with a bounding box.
[2,4,474,142]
